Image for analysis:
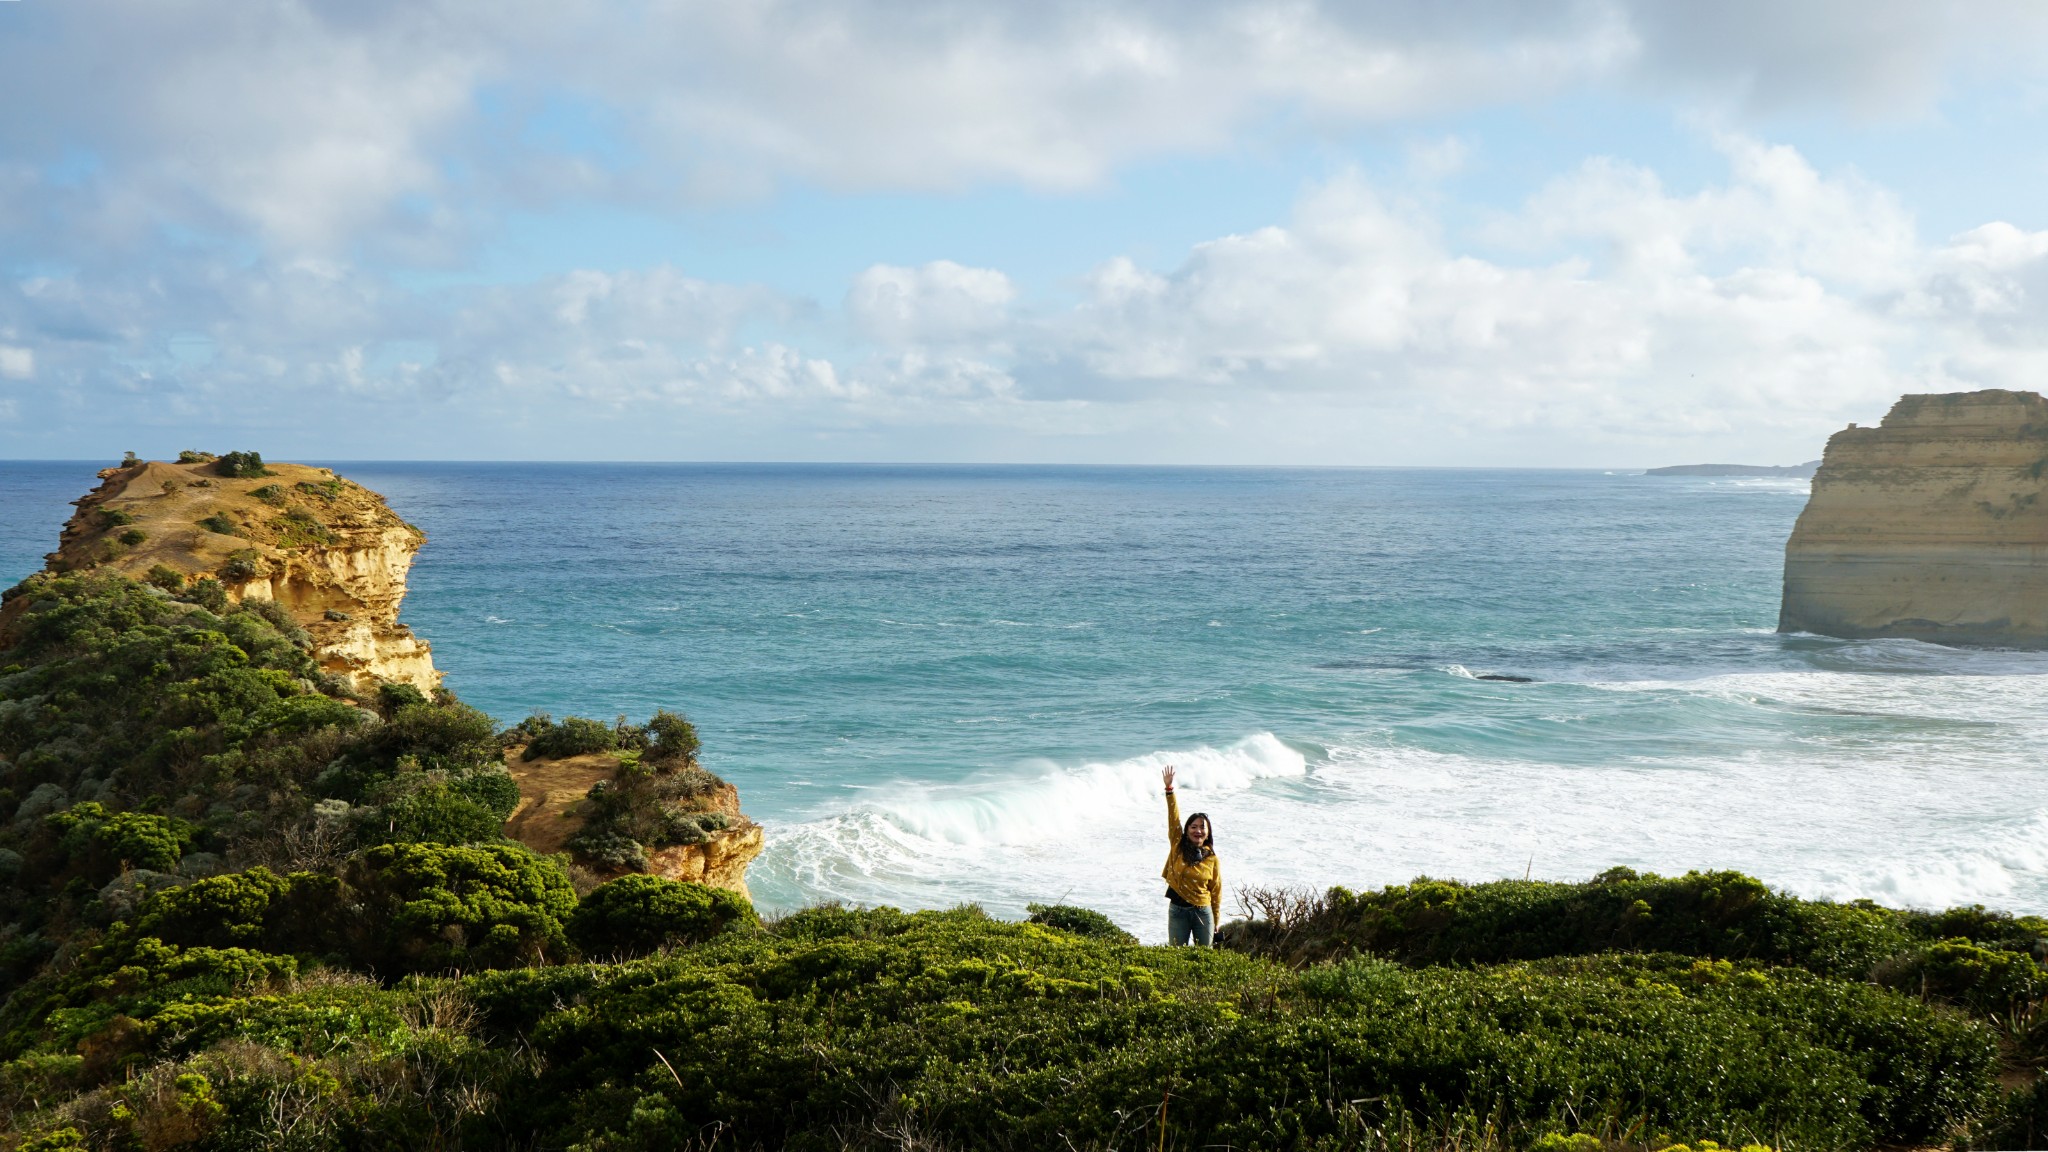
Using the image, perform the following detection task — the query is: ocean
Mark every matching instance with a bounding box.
[4,460,2044,939]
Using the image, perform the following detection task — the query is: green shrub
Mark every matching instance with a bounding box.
[144,564,186,591]
[377,681,429,715]
[130,867,343,956]
[1876,937,2048,1016]
[218,548,270,583]
[451,769,521,821]
[565,830,647,873]
[195,513,238,536]
[369,701,498,770]
[1529,1135,1604,1152]
[1968,1079,2048,1151]
[315,699,503,805]
[214,452,270,479]
[0,934,300,1065]
[566,875,755,957]
[249,694,364,737]
[345,842,575,974]
[1909,903,2048,950]
[247,484,286,504]
[94,508,136,529]
[569,750,732,860]
[45,802,194,876]
[179,576,229,612]
[371,782,506,847]
[652,809,727,845]
[176,451,217,464]
[294,479,343,500]
[271,508,334,547]
[117,528,147,547]
[522,714,618,760]
[1226,869,1924,981]
[1026,902,1138,943]
[646,709,701,764]
[15,1125,87,1151]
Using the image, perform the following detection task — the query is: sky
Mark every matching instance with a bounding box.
[3,1,2048,465]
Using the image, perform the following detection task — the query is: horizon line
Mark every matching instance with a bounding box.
[0,457,1809,472]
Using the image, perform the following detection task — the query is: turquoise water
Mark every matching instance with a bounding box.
[5,461,2045,937]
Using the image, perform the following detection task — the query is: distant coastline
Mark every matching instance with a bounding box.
[1644,461,1820,478]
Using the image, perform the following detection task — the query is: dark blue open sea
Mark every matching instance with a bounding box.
[6,461,2044,938]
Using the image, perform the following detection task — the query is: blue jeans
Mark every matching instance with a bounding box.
[1166,902,1213,947]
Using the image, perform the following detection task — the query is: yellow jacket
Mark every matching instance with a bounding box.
[1161,790,1221,916]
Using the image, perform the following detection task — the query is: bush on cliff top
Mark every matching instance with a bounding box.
[214,451,270,479]
[518,712,619,760]
[1027,901,1140,944]
[566,873,755,958]
[1222,867,2046,994]
[343,842,577,974]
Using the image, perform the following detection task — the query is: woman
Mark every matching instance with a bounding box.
[1160,764,1221,946]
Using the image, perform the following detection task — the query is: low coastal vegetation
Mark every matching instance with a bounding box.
[0,570,2043,1149]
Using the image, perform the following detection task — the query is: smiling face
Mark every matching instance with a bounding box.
[1185,816,1210,846]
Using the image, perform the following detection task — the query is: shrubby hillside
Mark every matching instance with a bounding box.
[0,570,2043,1150]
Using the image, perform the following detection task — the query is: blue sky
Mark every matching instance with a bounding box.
[3,1,2048,465]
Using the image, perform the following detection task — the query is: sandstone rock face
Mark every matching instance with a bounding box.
[1779,390,2048,647]
[644,825,765,899]
[2,458,439,691]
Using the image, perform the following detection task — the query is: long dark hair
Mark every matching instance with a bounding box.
[1179,812,1215,865]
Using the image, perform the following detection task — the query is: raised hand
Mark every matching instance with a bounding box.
[1162,764,1176,790]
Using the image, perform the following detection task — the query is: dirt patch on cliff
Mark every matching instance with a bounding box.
[503,748,616,855]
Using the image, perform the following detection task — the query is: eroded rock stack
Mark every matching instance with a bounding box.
[1779,389,2048,647]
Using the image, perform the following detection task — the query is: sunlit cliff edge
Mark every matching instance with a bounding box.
[0,454,438,692]
[1780,389,2048,647]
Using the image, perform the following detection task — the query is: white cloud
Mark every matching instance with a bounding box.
[1021,141,1942,445]
[847,261,1015,347]
[1508,134,1919,291]
[9,131,2048,463]
[1623,1,2048,118]
[6,0,2048,470]
[1405,136,1471,181]
[4,0,2043,263]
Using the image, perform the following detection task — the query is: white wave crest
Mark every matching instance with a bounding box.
[751,733,1305,920]
[876,732,1302,848]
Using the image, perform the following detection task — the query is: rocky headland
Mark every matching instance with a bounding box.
[0,452,437,692]
[0,451,760,891]
[1779,389,2048,647]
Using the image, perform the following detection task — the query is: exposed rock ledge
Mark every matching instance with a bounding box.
[1779,389,2048,647]
[500,746,763,898]
[0,457,439,691]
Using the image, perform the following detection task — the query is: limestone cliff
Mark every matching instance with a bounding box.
[1779,389,2048,646]
[0,456,439,691]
